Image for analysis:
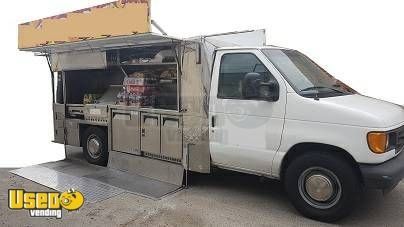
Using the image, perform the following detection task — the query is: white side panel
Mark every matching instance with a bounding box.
[210,112,284,173]
[205,29,266,47]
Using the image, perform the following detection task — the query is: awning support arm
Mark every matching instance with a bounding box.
[46,56,55,104]
[151,20,168,36]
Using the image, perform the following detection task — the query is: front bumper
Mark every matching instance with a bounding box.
[360,151,404,190]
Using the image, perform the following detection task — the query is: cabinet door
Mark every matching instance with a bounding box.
[161,116,183,160]
[53,104,65,144]
[112,111,140,155]
[65,120,80,147]
[141,113,161,156]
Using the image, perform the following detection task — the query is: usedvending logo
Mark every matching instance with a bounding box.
[8,188,84,219]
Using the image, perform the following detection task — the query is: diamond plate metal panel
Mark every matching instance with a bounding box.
[85,169,181,200]
[10,166,125,203]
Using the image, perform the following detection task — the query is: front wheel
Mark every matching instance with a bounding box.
[82,127,108,166]
[284,152,362,222]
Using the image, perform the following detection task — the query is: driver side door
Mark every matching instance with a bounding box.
[209,49,287,175]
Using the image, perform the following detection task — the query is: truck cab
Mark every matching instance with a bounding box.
[209,46,404,221]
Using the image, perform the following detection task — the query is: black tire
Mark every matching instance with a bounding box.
[284,152,362,222]
[82,127,108,166]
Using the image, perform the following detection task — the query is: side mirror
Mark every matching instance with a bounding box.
[242,73,279,101]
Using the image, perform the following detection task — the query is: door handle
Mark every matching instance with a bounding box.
[211,115,216,128]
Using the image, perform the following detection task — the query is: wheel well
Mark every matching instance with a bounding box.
[79,124,107,147]
[280,143,363,183]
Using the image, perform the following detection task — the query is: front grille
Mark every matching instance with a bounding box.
[394,125,404,154]
[397,130,404,145]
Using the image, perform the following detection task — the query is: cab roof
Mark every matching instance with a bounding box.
[216,45,289,51]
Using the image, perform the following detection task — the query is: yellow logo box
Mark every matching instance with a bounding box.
[18,0,151,49]
[9,189,84,211]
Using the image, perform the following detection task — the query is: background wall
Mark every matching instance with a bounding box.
[1,0,403,167]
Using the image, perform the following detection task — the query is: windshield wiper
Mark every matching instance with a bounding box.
[300,86,344,93]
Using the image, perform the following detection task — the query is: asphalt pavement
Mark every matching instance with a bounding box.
[1,167,403,226]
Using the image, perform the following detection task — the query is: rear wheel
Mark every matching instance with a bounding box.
[82,127,108,166]
[284,152,362,222]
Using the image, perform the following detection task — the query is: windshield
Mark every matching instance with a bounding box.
[262,49,356,98]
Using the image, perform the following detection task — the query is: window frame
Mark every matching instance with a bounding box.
[217,52,279,101]
[261,49,354,98]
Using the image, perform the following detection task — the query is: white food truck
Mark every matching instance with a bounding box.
[18,1,404,222]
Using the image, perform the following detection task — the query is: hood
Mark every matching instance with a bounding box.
[287,94,404,128]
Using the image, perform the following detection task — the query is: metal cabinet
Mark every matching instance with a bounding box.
[65,119,80,147]
[141,113,161,156]
[112,111,140,155]
[161,116,183,160]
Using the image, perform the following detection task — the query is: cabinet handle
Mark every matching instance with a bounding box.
[211,115,216,128]
[163,117,179,125]
[143,115,159,125]
[141,128,145,137]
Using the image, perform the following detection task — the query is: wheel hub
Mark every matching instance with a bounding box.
[87,136,101,159]
[305,174,334,202]
[298,167,342,209]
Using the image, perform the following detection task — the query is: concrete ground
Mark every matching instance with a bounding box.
[1,167,404,227]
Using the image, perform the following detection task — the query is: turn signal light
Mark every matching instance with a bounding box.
[367,132,388,154]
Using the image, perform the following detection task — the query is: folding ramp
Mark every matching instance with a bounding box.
[10,147,184,203]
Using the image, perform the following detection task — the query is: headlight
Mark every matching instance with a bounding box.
[367,131,397,154]
[367,132,388,154]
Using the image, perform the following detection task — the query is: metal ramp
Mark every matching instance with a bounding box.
[10,148,184,202]
[10,165,125,203]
